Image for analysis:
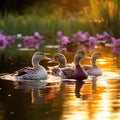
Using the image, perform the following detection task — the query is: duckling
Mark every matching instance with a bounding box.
[15,52,50,80]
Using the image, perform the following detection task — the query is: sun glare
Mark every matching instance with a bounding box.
[97,58,107,65]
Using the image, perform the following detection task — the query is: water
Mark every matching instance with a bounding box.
[0,46,120,120]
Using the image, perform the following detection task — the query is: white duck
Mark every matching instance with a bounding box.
[15,52,50,80]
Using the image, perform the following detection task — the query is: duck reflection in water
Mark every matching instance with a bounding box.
[31,86,60,104]
[69,50,88,98]
[49,50,88,98]
[14,79,61,104]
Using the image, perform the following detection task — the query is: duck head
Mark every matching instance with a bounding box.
[32,52,51,68]
[74,50,85,66]
[91,52,102,60]
[90,52,103,66]
[49,53,67,68]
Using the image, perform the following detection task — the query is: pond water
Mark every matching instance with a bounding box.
[0,44,120,120]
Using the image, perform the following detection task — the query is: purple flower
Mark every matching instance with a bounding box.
[23,35,41,49]
[89,37,97,51]
[0,30,4,34]
[111,37,120,47]
[75,31,82,38]
[111,37,117,45]
[34,32,42,39]
[32,39,41,49]
[75,31,88,42]
[103,31,110,38]
[115,39,120,47]
[89,37,97,45]
[57,31,63,38]
[60,36,70,45]
[23,36,34,48]
[0,34,7,49]
[79,44,87,50]
[89,44,95,51]
[6,35,15,47]
[112,46,120,53]
[84,32,90,38]
[58,46,67,52]
[80,34,88,42]
[96,33,104,40]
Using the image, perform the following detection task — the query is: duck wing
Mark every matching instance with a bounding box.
[83,65,91,71]
[51,67,62,76]
[15,67,33,76]
[83,65,92,75]
[70,65,88,80]
[61,67,74,79]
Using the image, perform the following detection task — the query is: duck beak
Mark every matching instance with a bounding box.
[85,56,91,59]
[48,58,56,63]
[44,55,52,61]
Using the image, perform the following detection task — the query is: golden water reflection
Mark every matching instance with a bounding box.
[61,76,120,120]
[0,45,120,120]
[62,48,120,120]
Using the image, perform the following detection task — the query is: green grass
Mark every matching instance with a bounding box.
[0,6,96,36]
[0,0,120,37]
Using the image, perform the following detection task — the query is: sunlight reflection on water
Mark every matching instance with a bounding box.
[0,46,120,120]
[61,77,120,120]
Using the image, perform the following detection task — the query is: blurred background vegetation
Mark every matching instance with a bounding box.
[0,0,120,73]
[0,0,120,37]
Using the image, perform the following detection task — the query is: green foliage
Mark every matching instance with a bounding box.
[0,10,93,36]
[0,0,120,37]
[88,0,120,37]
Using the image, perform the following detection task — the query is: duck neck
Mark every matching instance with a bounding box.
[91,58,97,67]
[74,57,81,67]
[32,57,41,69]
[59,59,67,68]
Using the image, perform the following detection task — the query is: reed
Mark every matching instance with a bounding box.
[0,1,120,37]
[88,0,120,37]
[0,8,92,36]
